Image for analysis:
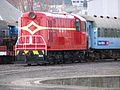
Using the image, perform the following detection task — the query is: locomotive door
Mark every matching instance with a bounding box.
[48,19,56,47]
[75,18,82,45]
[48,20,53,42]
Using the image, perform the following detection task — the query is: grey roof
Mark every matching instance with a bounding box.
[47,0,72,5]
[0,0,22,25]
[64,0,72,5]
[81,15,95,21]
[81,15,120,29]
[34,0,72,5]
[37,0,63,5]
[0,20,8,30]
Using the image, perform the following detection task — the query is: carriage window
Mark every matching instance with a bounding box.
[110,29,113,37]
[113,29,116,38]
[97,28,100,37]
[101,28,104,37]
[82,21,86,32]
[107,28,111,37]
[116,29,119,38]
[118,29,120,37]
[76,19,80,31]
[104,28,107,37]
[98,28,120,38]
[112,29,116,38]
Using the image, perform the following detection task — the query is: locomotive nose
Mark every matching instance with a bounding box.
[29,12,36,19]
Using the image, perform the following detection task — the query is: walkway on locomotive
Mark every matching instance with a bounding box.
[83,15,120,49]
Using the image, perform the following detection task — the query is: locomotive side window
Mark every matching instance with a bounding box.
[82,21,86,32]
[76,19,80,31]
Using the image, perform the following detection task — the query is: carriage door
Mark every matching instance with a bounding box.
[87,21,93,48]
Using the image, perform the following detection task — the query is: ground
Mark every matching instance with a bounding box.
[0,61,120,90]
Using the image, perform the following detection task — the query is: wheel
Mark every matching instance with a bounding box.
[114,58,117,61]
[27,64,31,66]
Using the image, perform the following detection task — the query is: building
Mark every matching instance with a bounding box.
[71,0,83,6]
[87,0,120,17]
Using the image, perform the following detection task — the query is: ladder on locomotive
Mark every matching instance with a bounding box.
[15,35,47,55]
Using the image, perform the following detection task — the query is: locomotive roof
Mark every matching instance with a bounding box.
[23,12,86,22]
[43,12,86,21]
[45,12,74,19]
[71,13,86,21]
[81,15,120,29]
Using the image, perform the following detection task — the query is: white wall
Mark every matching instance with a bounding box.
[87,0,120,17]
[118,0,120,17]
[0,0,21,21]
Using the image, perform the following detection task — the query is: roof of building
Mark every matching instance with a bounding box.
[64,0,72,5]
[0,0,22,25]
[0,20,8,30]
[35,0,72,5]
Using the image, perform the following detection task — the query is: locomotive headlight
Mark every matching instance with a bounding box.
[29,12,36,19]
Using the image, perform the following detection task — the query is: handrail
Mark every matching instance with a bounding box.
[15,35,47,55]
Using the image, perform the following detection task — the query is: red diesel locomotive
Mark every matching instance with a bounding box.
[15,12,87,65]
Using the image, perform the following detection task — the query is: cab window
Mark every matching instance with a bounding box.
[76,19,80,31]
[82,21,86,32]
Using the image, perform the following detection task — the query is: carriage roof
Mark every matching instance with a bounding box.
[82,15,120,29]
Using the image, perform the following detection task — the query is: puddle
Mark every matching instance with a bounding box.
[41,76,120,88]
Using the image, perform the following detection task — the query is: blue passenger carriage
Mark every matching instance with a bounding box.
[83,15,120,60]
